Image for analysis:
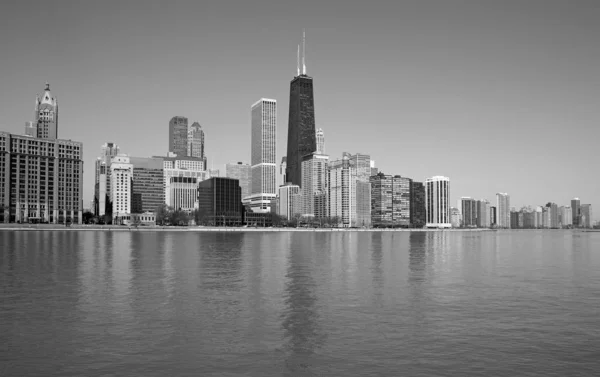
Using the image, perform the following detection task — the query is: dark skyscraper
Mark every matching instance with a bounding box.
[286,31,316,186]
[168,116,188,157]
[571,198,581,227]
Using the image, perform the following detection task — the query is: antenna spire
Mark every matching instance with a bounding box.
[297,45,300,76]
[302,29,306,75]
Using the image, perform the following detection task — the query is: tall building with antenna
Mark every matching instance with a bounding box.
[286,30,317,187]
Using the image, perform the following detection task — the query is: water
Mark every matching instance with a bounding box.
[1,230,599,376]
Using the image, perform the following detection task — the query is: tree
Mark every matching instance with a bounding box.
[156,204,171,225]
[83,211,94,224]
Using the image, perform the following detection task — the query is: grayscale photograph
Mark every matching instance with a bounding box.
[1,0,599,376]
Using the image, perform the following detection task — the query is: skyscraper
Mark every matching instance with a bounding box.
[249,98,277,212]
[0,131,82,224]
[278,183,301,220]
[300,152,329,218]
[110,155,133,221]
[286,31,316,186]
[328,153,356,227]
[316,128,325,154]
[496,193,511,228]
[410,181,426,228]
[571,198,581,227]
[425,176,450,228]
[34,83,58,139]
[370,173,411,227]
[226,162,252,200]
[168,116,188,157]
[580,204,592,228]
[94,142,120,217]
[188,122,206,168]
[460,197,477,227]
[129,157,164,214]
[490,206,497,226]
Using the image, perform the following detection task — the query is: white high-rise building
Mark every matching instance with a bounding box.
[249,98,277,213]
[301,152,329,218]
[425,176,451,228]
[162,157,207,211]
[316,128,325,154]
[110,155,133,219]
[496,193,510,228]
[278,183,300,220]
[328,153,357,227]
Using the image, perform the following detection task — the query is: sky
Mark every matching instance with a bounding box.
[0,0,599,219]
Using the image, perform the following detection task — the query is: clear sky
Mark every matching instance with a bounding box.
[1,0,598,219]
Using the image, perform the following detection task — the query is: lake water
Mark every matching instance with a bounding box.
[1,230,599,376]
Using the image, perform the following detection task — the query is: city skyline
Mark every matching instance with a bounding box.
[1,1,599,220]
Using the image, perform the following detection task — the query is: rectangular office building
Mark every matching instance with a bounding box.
[0,131,83,224]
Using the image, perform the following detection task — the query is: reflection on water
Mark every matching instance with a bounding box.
[281,233,325,375]
[1,230,600,376]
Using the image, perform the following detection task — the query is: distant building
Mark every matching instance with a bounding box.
[94,142,120,217]
[510,210,520,229]
[490,206,497,226]
[168,116,189,157]
[249,98,277,213]
[450,207,461,228]
[316,128,325,154]
[328,153,356,227]
[0,131,83,224]
[425,176,450,228]
[280,156,287,186]
[34,83,58,139]
[370,173,411,227]
[110,155,133,221]
[477,199,490,228]
[187,122,206,168]
[285,52,317,187]
[580,204,593,228]
[410,181,426,228]
[208,169,220,178]
[130,157,164,214]
[460,197,477,227]
[197,177,242,226]
[24,121,36,137]
[571,198,581,227]
[560,206,573,227]
[278,183,300,220]
[370,160,378,177]
[226,162,252,201]
[300,152,329,219]
[496,193,510,228]
[161,156,207,210]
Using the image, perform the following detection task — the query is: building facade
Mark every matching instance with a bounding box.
[197,177,242,226]
[278,183,300,220]
[316,128,325,154]
[0,131,83,224]
[94,142,120,217]
[168,116,188,157]
[496,193,511,228]
[110,155,133,220]
[162,157,207,210]
[249,98,277,212]
[34,83,58,140]
[328,154,356,227]
[410,181,426,228]
[571,198,581,227]
[226,162,252,201]
[285,60,316,186]
[129,156,164,213]
[370,173,411,227]
[188,122,207,168]
[300,152,329,218]
[460,197,477,227]
[425,176,450,228]
[580,204,592,228]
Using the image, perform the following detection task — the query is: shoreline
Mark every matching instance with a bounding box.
[0,224,496,232]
